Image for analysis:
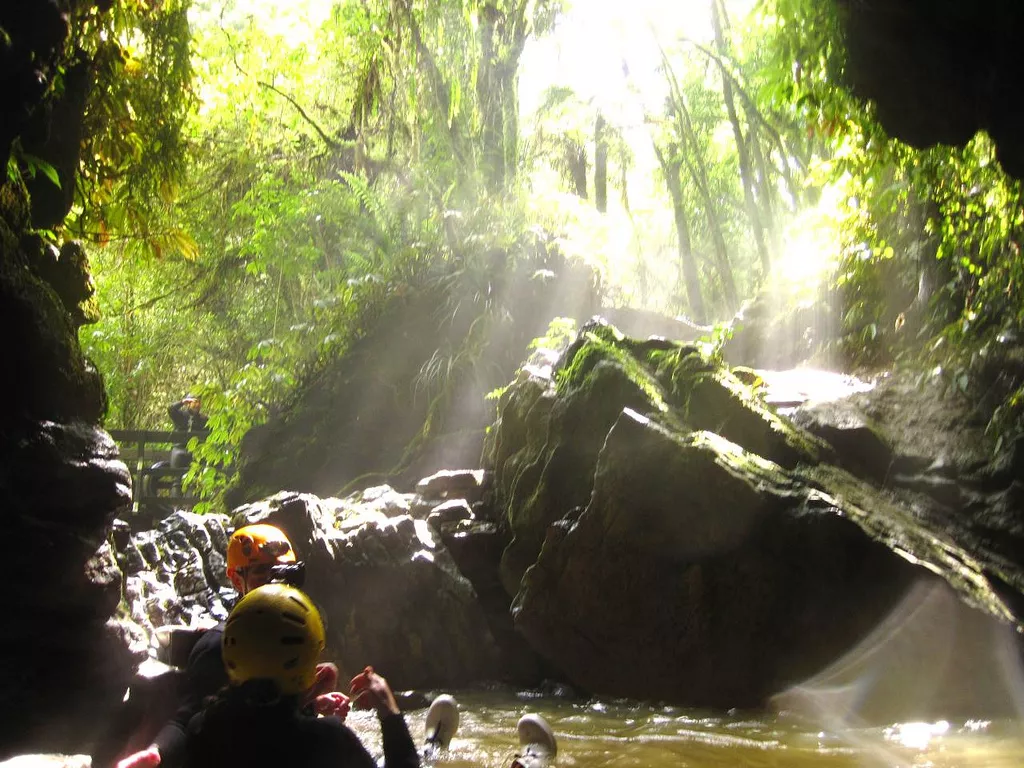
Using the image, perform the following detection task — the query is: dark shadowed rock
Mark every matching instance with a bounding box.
[427,498,475,526]
[790,399,894,483]
[834,0,1024,179]
[0,419,136,758]
[31,241,100,328]
[512,409,918,708]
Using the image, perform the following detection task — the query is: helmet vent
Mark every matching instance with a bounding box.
[280,635,305,645]
[281,611,306,625]
[287,595,310,612]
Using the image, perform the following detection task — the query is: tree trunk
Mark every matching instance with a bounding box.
[656,39,737,310]
[477,4,504,187]
[565,138,588,199]
[476,1,530,191]
[712,0,771,274]
[395,0,462,160]
[684,152,739,310]
[748,123,780,254]
[595,112,608,212]
[653,141,705,323]
[660,61,739,311]
[619,154,631,215]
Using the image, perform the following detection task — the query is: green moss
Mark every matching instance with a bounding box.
[556,325,670,414]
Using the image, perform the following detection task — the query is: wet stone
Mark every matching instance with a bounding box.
[428,499,475,527]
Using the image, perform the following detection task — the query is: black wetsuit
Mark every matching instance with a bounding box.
[184,693,420,768]
[152,626,226,767]
[168,401,209,434]
[168,400,209,472]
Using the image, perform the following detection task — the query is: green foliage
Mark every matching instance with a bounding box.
[66,0,195,254]
[695,319,736,365]
[8,141,61,189]
[764,0,1024,450]
[77,0,1024,516]
[529,316,578,355]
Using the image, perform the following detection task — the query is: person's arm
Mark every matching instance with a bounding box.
[349,668,420,768]
[379,713,420,768]
[148,629,226,768]
[168,401,188,432]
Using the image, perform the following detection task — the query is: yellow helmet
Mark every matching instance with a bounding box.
[221,584,326,696]
[226,524,296,593]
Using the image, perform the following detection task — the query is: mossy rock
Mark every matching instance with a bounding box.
[488,318,831,596]
[511,409,918,708]
[512,407,1022,711]
[0,182,104,425]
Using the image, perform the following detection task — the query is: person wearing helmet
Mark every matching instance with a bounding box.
[112,524,338,768]
[184,584,419,768]
[224,522,306,594]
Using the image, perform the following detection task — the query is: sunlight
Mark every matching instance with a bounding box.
[190,0,333,48]
[771,180,848,299]
[885,720,950,751]
[772,580,1024,746]
[520,0,715,116]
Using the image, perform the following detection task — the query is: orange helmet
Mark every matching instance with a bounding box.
[226,524,296,593]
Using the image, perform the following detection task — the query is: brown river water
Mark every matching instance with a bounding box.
[347,689,1024,768]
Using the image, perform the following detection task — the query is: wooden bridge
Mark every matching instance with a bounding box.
[108,429,207,516]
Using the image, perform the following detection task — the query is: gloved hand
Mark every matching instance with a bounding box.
[349,666,400,717]
[315,691,351,721]
[116,746,161,768]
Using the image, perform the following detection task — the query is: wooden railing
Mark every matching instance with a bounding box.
[108,429,208,515]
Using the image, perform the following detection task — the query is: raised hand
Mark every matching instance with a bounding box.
[349,665,400,717]
[116,746,161,768]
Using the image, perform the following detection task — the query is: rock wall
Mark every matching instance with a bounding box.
[0,187,136,755]
[0,3,136,756]
[835,0,1024,179]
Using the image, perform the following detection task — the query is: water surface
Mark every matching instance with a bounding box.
[348,689,1024,768]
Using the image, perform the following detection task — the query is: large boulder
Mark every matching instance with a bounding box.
[486,320,1024,714]
[512,410,918,708]
[488,319,827,597]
